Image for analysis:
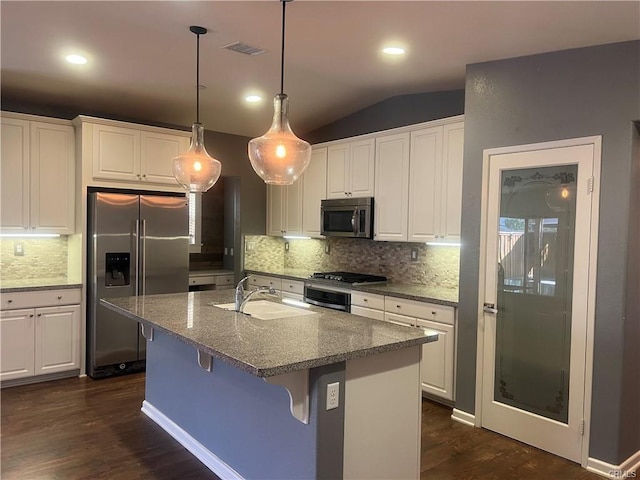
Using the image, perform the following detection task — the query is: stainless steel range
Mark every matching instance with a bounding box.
[304,272,387,312]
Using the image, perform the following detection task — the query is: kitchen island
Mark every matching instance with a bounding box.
[102,290,436,480]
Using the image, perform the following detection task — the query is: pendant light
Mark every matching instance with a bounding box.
[248,0,311,185]
[173,26,222,193]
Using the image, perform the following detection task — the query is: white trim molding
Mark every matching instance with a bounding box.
[451,409,476,427]
[141,401,245,480]
[586,450,640,478]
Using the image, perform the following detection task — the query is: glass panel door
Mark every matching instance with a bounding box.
[495,166,577,423]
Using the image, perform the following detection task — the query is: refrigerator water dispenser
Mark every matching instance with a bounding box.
[105,253,130,286]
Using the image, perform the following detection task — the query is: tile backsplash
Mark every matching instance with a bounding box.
[244,235,459,288]
[0,237,69,281]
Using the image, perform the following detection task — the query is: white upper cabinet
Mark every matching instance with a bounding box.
[440,122,464,240]
[266,180,303,237]
[302,147,327,237]
[408,121,464,243]
[1,114,75,234]
[140,131,189,185]
[374,132,410,242]
[408,127,442,241]
[75,116,190,190]
[327,138,374,199]
[92,124,141,182]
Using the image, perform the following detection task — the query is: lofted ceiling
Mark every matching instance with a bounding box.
[1,1,638,138]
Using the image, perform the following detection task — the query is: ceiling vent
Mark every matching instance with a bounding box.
[220,41,267,56]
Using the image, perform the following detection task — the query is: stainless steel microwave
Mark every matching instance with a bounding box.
[321,197,374,238]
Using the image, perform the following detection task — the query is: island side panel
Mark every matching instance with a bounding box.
[143,330,331,479]
[343,345,422,479]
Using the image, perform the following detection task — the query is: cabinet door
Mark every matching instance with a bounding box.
[374,133,410,241]
[440,122,464,240]
[1,117,30,231]
[416,319,455,400]
[140,132,187,185]
[34,305,80,375]
[285,179,303,236]
[30,122,75,234]
[349,139,375,197]
[92,124,141,182]
[408,127,442,242]
[302,147,327,237]
[326,143,349,198]
[0,308,35,381]
[266,185,285,236]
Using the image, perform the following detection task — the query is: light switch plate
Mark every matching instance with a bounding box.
[410,248,418,261]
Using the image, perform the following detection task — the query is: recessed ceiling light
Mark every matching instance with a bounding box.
[382,47,405,55]
[65,54,87,65]
[245,95,262,103]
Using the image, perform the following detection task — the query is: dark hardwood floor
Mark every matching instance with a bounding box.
[1,374,600,480]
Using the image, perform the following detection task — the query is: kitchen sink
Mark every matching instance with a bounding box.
[212,300,318,320]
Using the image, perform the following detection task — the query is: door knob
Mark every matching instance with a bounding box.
[483,303,498,314]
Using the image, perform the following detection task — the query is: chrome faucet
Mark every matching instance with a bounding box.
[234,275,276,313]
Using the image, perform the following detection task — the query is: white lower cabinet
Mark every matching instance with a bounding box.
[34,305,80,375]
[415,318,455,400]
[0,290,81,382]
[0,308,36,381]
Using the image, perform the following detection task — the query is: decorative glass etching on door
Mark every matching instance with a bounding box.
[495,165,577,423]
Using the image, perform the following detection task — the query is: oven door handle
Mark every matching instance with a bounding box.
[304,297,350,312]
[352,207,359,235]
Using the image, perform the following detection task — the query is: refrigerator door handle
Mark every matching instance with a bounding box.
[134,219,140,297]
[141,219,147,296]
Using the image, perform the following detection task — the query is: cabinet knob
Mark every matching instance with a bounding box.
[58,296,63,300]
[7,299,12,303]
[37,313,42,317]
[363,298,368,302]
[142,174,147,178]
[29,314,34,318]
[396,305,401,309]
[432,311,436,315]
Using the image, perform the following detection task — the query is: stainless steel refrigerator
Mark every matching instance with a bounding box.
[87,190,189,378]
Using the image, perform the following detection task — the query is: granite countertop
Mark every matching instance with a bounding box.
[245,269,458,307]
[1,278,83,293]
[101,290,436,378]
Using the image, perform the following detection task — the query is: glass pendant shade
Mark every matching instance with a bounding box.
[248,93,312,185]
[173,123,222,193]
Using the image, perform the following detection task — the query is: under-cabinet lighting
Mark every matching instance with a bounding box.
[0,233,61,238]
[65,54,87,65]
[283,235,311,240]
[245,95,262,103]
[425,241,461,247]
[282,298,311,309]
[382,47,405,55]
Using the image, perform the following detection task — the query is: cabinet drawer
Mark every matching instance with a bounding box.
[351,305,385,321]
[351,291,385,310]
[248,275,282,290]
[281,280,304,295]
[2,288,81,310]
[383,312,415,327]
[384,296,454,325]
[189,275,215,286]
[215,275,235,287]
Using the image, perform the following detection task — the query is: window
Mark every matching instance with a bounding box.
[188,192,202,253]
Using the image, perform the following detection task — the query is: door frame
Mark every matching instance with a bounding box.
[474,136,602,467]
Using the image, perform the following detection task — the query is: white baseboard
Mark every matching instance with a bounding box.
[451,408,476,427]
[586,449,640,478]
[141,401,245,480]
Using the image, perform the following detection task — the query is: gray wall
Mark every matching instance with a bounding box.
[304,89,465,144]
[458,40,640,464]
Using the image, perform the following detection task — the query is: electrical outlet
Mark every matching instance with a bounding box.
[245,242,255,252]
[324,243,330,254]
[284,242,289,252]
[410,248,418,261]
[326,382,339,410]
[14,242,24,256]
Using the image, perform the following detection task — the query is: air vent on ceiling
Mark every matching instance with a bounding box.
[220,41,268,56]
